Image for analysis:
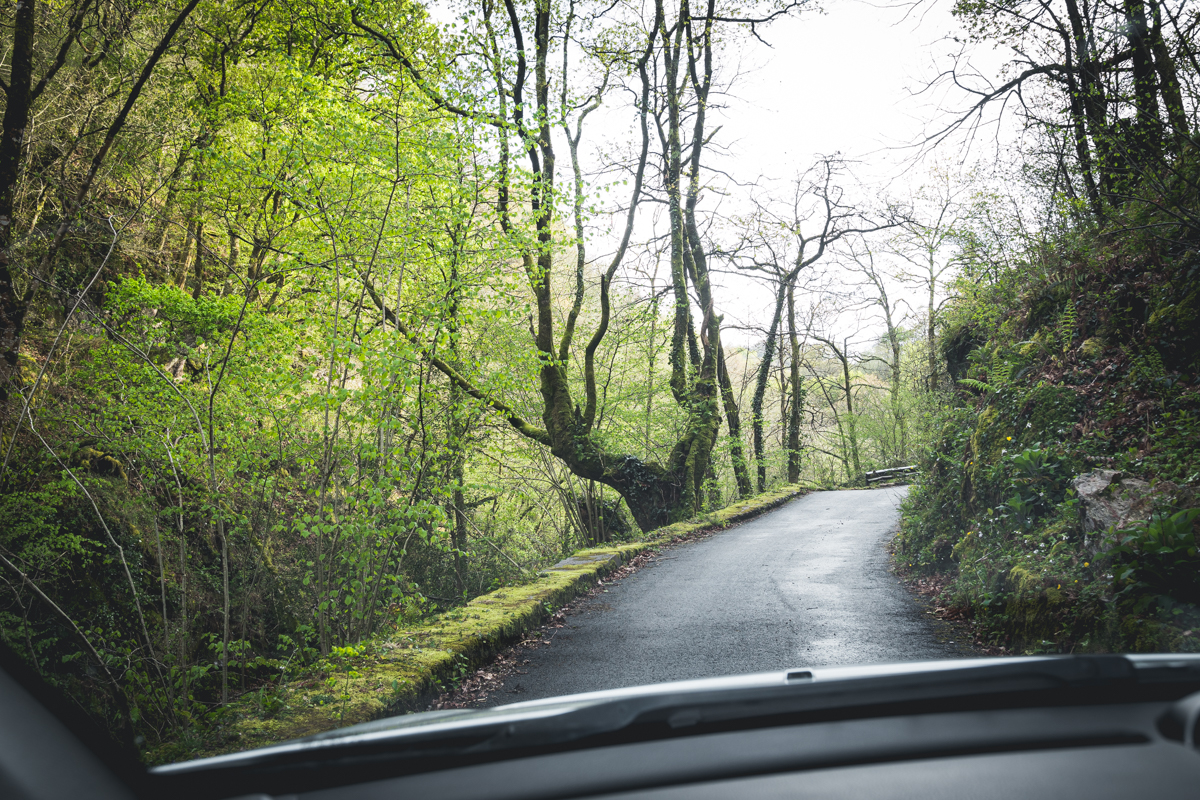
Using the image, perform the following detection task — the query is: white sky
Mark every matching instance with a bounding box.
[715,1,958,183]
[645,0,1012,351]
[430,0,1016,351]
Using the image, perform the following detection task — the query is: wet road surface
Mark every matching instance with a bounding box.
[481,486,977,706]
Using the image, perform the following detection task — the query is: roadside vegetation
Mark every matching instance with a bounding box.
[2,0,1196,759]
[896,1,1200,655]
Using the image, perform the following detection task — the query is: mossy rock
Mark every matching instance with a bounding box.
[70,447,127,482]
[1080,337,1105,360]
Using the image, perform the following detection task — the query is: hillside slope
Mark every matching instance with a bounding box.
[898,171,1200,653]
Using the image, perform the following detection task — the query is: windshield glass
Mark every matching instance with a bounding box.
[1,0,1197,771]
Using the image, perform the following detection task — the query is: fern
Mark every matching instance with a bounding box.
[990,349,1015,385]
[1142,346,1165,379]
[1057,303,1077,351]
[1136,347,1166,381]
[957,378,996,393]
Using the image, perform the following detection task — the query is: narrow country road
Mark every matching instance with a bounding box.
[479,486,977,707]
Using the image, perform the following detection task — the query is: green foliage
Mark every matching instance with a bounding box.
[1107,510,1200,608]
[0,479,93,582]
[900,143,1200,654]
[957,377,995,394]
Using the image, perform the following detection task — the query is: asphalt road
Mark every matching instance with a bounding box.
[481,486,977,706]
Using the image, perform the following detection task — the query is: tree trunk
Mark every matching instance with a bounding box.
[839,340,862,482]
[450,462,467,595]
[447,255,468,595]
[752,283,787,492]
[191,221,206,300]
[1123,0,1163,166]
[785,283,803,483]
[889,324,907,463]
[357,0,725,533]
[717,340,753,498]
[1062,0,1106,217]
[927,264,938,392]
[0,0,37,400]
[1147,1,1188,146]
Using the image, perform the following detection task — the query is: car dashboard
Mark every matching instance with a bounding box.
[4,653,1200,800]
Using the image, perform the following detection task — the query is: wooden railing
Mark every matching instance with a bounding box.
[864,465,918,485]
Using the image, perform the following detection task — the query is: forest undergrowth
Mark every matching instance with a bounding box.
[898,159,1200,654]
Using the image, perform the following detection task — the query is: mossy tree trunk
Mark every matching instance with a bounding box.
[751,283,787,492]
[718,340,754,498]
[0,0,38,401]
[785,283,805,483]
[353,0,751,532]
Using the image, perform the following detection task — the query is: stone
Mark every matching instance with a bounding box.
[547,552,622,571]
[1071,469,1159,553]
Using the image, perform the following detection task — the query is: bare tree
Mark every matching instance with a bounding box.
[844,237,911,463]
[887,172,966,392]
[722,158,895,489]
[917,0,1196,218]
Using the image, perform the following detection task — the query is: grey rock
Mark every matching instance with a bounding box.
[1071,470,1157,552]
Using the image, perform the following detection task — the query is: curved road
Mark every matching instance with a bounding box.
[481,487,976,706]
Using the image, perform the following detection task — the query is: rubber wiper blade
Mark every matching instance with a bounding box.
[468,699,643,753]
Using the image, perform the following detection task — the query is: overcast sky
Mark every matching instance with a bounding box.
[716,1,960,182]
[432,0,1012,350]
[640,0,1011,350]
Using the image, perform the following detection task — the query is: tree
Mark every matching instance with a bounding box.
[887,171,968,392]
[844,238,911,463]
[723,158,893,490]
[927,0,1197,217]
[0,0,203,404]
[349,0,807,529]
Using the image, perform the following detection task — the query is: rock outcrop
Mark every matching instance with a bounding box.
[1072,470,1154,533]
[1070,469,1172,555]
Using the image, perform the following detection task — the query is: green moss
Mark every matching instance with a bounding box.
[70,446,127,481]
[1080,337,1105,360]
[965,407,1008,509]
[1005,565,1067,645]
[1019,330,1049,357]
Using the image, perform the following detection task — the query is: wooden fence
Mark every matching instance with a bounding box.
[864,465,918,485]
